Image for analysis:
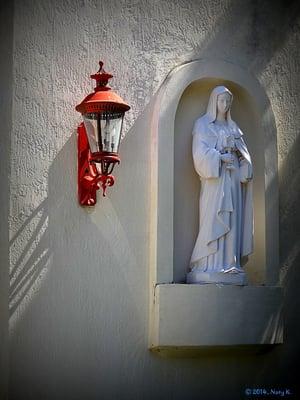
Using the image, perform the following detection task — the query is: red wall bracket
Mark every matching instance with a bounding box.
[77,123,116,206]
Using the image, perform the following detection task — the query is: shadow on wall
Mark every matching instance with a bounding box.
[9,132,79,331]
[279,131,300,277]
[9,199,51,330]
[250,252,300,393]
[189,0,300,78]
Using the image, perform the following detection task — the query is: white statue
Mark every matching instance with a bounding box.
[187,86,253,285]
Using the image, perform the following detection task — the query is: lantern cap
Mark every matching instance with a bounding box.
[76,60,130,115]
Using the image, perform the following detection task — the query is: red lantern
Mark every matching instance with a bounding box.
[76,61,130,205]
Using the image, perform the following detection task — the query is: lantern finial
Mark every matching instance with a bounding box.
[90,60,113,89]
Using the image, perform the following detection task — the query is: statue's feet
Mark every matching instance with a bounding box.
[221,266,244,274]
[186,268,248,285]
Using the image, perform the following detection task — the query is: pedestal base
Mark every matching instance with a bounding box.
[186,269,248,285]
[149,284,283,349]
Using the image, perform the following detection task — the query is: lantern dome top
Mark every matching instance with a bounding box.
[76,60,130,115]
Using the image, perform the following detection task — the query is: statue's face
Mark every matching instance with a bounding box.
[217,92,231,115]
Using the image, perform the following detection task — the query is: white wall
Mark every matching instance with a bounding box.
[8,0,300,399]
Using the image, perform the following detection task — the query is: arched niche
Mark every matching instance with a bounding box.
[149,59,282,350]
[149,59,279,289]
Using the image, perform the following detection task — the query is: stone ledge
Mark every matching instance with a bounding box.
[150,344,281,358]
[150,284,283,349]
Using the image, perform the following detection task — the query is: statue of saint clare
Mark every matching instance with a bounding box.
[187,86,253,285]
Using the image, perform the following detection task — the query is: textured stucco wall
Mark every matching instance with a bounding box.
[0,3,13,400]
[8,0,300,399]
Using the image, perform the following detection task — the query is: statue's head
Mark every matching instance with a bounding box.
[217,92,232,115]
[206,86,233,122]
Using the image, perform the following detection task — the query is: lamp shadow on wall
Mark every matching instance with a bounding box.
[9,199,51,330]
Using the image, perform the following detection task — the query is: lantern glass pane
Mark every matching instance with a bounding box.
[83,112,124,154]
[100,112,124,153]
[83,114,99,153]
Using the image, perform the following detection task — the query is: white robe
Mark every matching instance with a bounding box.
[190,115,253,272]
